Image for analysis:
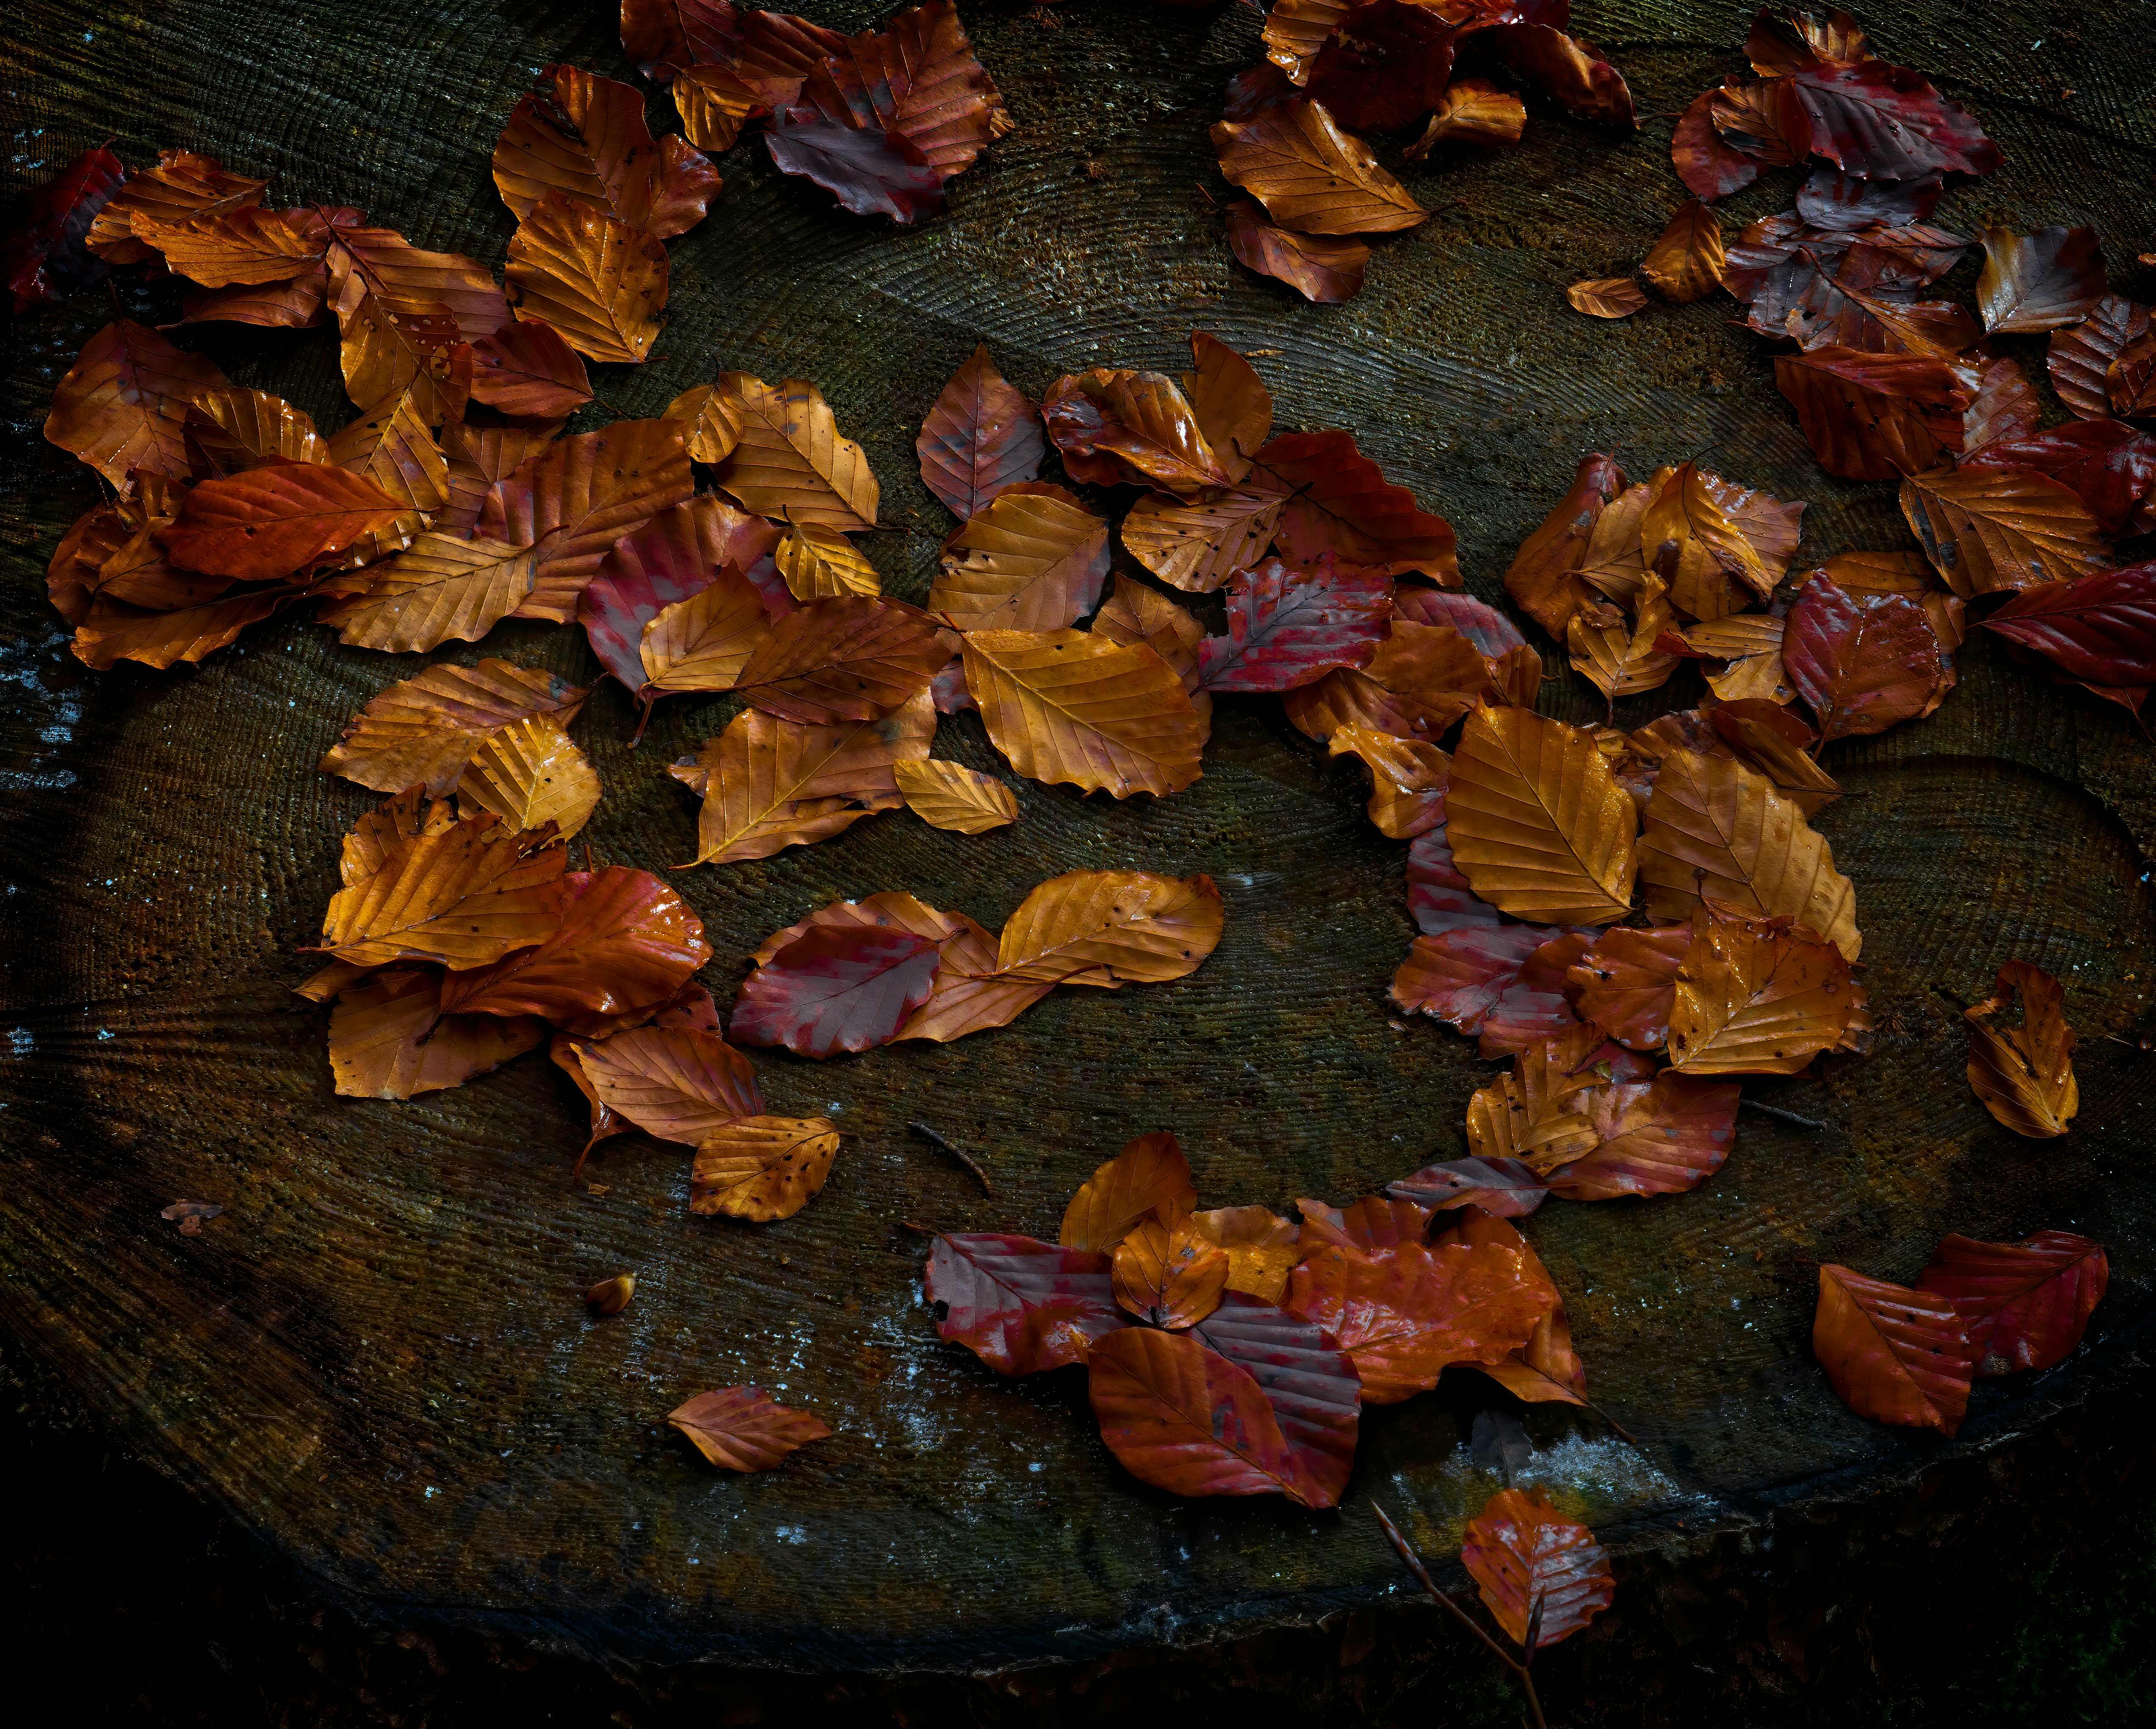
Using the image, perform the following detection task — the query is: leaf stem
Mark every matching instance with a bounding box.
[1371,1504,1535,1699]
[908,1121,996,1195]
[1738,1097,1827,1130]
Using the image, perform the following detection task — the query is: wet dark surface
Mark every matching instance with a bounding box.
[3,0,2155,1678]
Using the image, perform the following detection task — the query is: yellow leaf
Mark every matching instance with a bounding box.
[504,192,668,364]
[893,759,1020,832]
[640,564,775,693]
[707,372,879,532]
[456,713,602,839]
[931,486,1109,630]
[962,628,1205,798]
[1446,706,1637,925]
[316,534,534,652]
[1567,278,1647,318]
[1666,902,1854,1075]
[691,1116,841,1221]
[997,869,1224,984]
[777,522,881,600]
[319,658,589,796]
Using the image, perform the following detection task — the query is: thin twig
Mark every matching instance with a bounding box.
[1373,1503,1547,1729]
[897,1219,937,1236]
[1739,1097,1827,1130]
[1583,1399,1639,1446]
[908,1122,995,1195]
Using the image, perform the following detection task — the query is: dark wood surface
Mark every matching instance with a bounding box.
[3,0,2153,1675]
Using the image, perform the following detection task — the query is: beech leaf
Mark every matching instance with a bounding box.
[1666,901,1855,1076]
[1447,707,1636,926]
[570,1023,763,1145]
[1782,575,1946,743]
[326,968,544,1099]
[1210,98,1429,237]
[916,344,1044,519]
[1225,201,1367,304]
[1918,1230,2107,1377]
[1814,1264,1977,1436]
[1196,558,1392,693]
[892,758,1019,832]
[317,534,536,652]
[963,628,1205,798]
[454,714,603,840]
[319,658,588,797]
[730,924,942,1058]
[505,191,668,365]
[1111,1218,1229,1330]
[931,486,1109,631]
[765,116,944,224]
[1460,1488,1615,1650]
[690,1116,842,1220]
[438,865,710,1020]
[1900,466,2111,600]
[1567,278,1646,318]
[667,1387,831,1471]
[1060,1130,1197,1253]
[704,372,880,533]
[317,813,566,971]
[44,319,228,488]
[1963,960,2078,1138]
[998,871,1224,987]
[926,1232,1127,1373]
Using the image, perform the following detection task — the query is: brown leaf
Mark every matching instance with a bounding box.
[186,387,329,472]
[1061,1131,1197,1253]
[570,1023,762,1145]
[2048,295,2149,420]
[1637,748,1860,958]
[1565,924,1691,1050]
[1189,1206,1300,1305]
[640,563,777,693]
[1976,226,2106,335]
[1261,0,1351,82]
[1640,461,1779,620]
[789,0,1012,180]
[44,319,228,489]
[455,714,602,840]
[492,63,722,239]
[1566,277,1646,318]
[1250,430,1458,579]
[1408,78,1527,153]
[962,628,1205,798]
[1113,1218,1229,1329]
[1447,706,1636,925]
[1225,200,1367,304]
[1091,575,1206,690]
[1120,473,1289,594]
[704,372,880,532]
[157,458,410,581]
[1899,466,2111,599]
[1781,575,1946,742]
[916,344,1044,519]
[505,191,668,365]
[1042,369,1229,495]
[1814,1265,1975,1436]
[316,535,535,653]
[326,968,545,1099]
[1666,901,1855,1075]
[1328,726,1449,839]
[690,1117,841,1220]
[932,486,1109,630]
[667,1386,832,1470]
[1642,200,1725,304]
[1210,98,1428,236]
[88,149,267,265]
[734,595,945,723]
[893,758,1019,832]
[673,691,934,865]
[998,870,1224,986]
[1568,578,1680,701]
[1774,346,1969,481]
[137,206,324,287]
[1504,454,1627,639]
[1964,960,2078,1138]
[465,319,593,420]
[1460,1487,1615,1650]
[320,659,589,796]
[324,389,448,559]
[318,813,566,970]
[673,63,760,151]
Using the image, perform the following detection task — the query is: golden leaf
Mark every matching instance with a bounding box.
[325,388,449,558]
[319,658,589,796]
[1641,461,1775,621]
[674,63,760,152]
[892,759,1020,832]
[318,814,567,969]
[1120,476,1289,594]
[1091,574,1206,691]
[70,591,287,671]
[1182,332,1272,483]
[777,522,881,600]
[1567,278,1647,318]
[931,486,1109,630]
[706,372,879,532]
[997,869,1224,985]
[1409,79,1528,152]
[1899,466,2111,598]
[1189,1205,1300,1305]
[327,969,545,1099]
[316,534,537,652]
[962,628,1205,798]
[1061,1131,1197,1252]
[1113,1219,1229,1329]
[690,1116,841,1221]
[1666,902,1855,1075]
[640,564,775,693]
[1641,200,1725,304]
[1328,726,1449,838]
[1210,99,1428,235]
[1446,706,1637,925]
[455,714,603,840]
[44,319,228,488]
[570,1023,762,1145]
[504,192,668,365]
[1567,578,1680,701]
[661,382,742,464]
[1637,748,1860,958]
[1964,961,2078,1138]
[187,387,328,471]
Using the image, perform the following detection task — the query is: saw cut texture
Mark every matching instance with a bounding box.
[962,629,1205,798]
[1446,707,1637,926]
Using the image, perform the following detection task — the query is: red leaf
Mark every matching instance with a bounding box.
[791,0,1009,181]
[1306,1,1458,134]
[1191,1292,1362,1510]
[4,144,124,313]
[1224,200,1368,305]
[577,496,781,693]
[1224,61,1295,121]
[667,1386,831,1471]
[1297,1195,1433,1256]
[1773,346,1968,481]
[1563,922,1689,1050]
[1670,89,1757,201]
[730,923,941,1057]
[765,115,945,224]
[1086,1326,1311,1502]
[1476,930,1595,1059]
[466,319,593,419]
[1391,923,1566,1033]
[1386,1157,1550,1218]
[916,344,1044,520]
[1789,60,2001,181]
[440,867,713,1023]
[159,456,407,579]
[1195,557,1393,692]
[1782,575,1946,743]
[1978,563,2156,688]
[1814,1263,1977,1435]
[620,0,744,80]
[2049,295,2150,421]
[926,1232,1128,1374]
[1253,430,1458,578]
[1795,166,1943,230]
[1917,1230,2108,1377]
[1461,1487,1615,1650]
[1408,825,1506,936]
[1963,422,2156,539]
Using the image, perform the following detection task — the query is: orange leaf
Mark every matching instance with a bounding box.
[689,1116,841,1221]
[316,534,537,652]
[704,372,880,533]
[324,388,450,560]
[320,658,589,796]
[1182,332,1273,483]
[1189,1206,1300,1305]
[1112,1218,1229,1329]
[1666,901,1854,1075]
[777,522,881,601]
[44,319,228,488]
[1119,475,1289,594]
[155,457,407,581]
[915,342,1045,520]
[441,863,707,1019]
[137,205,324,288]
[998,869,1223,986]
[640,563,776,693]
[1087,1327,1315,1501]
[2048,294,2147,420]
[667,1386,831,1470]
[672,692,934,866]
[734,595,946,723]
[1225,199,1368,304]
[317,813,567,970]
[1774,346,1969,481]
[1568,578,1681,700]
[1091,575,1206,692]
[1566,277,1646,318]
[1042,369,1230,495]
[1328,726,1449,838]
[931,486,1109,630]
[186,387,329,472]
[1899,465,2111,599]
[453,714,602,840]
[1781,574,1946,742]
[326,968,544,1099]
[505,191,668,365]
[962,628,1205,798]
[1447,706,1636,925]
[1641,199,1725,303]
[1460,1487,1615,1649]
[568,1023,763,1145]
[493,64,724,237]
[87,149,268,265]
[1565,923,1691,1050]
[1814,1264,1977,1436]
[1503,453,1627,639]
[1964,960,2078,1138]
[466,319,593,420]
[1060,1130,1197,1253]
[1261,0,1351,81]
[1409,78,1527,151]
[1639,461,1795,620]
[1210,98,1427,235]
[892,758,1019,832]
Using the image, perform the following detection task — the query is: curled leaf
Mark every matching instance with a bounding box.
[1060,1131,1197,1253]
[1567,278,1646,318]
[1210,98,1428,236]
[1964,960,2078,1138]
[1641,200,1725,304]
[455,714,602,840]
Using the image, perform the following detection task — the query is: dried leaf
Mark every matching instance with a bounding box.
[1565,923,1691,1050]
[1189,1209,1300,1306]
[1210,98,1428,236]
[1642,200,1725,304]
[1043,369,1228,495]
[1980,563,2156,689]
[917,344,1044,519]
[690,1117,842,1219]
[1568,579,1680,700]
[1087,1327,1313,1502]
[1814,1264,1976,1436]
[1262,0,1351,83]
[1091,576,1207,695]
[731,924,941,1058]
[2048,296,2149,421]
[1670,87,1759,201]
[151,457,403,581]
[466,318,594,419]
[932,487,1108,631]
[1120,474,1289,595]
[505,192,667,365]
[1783,575,1946,742]
[1112,1218,1229,1329]
[1224,200,1367,304]
[1899,466,2111,599]
[1409,78,1528,153]
[926,1232,1127,1372]
[640,563,777,693]
[963,628,1204,798]
[793,2,1011,181]
[1964,960,2078,1139]
[704,373,879,532]
[316,535,534,652]
[493,62,721,238]
[999,871,1223,987]
[1304,0,1456,133]
[1387,1157,1549,1219]
[1447,707,1636,925]
[1060,1131,1197,1253]
[734,595,945,723]
[1329,726,1449,839]
[1190,1292,1360,1507]
[570,1023,763,1145]
[136,205,324,288]
[45,319,228,488]
[88,151,268,265]
[674,63,760,151]
[1666,901,1854,1075]
[765,114,945,223]
[1567,277,1646,318]
[1918,1231,2107,1377]
[893,759,1019,832]
[320,659,588,796]
[1392,924,1567,1037]
[667,1387,831,1470]
[1504,453,1627,639]
[1963,422,2156,540]
[326,968,545,1099]
[1461,1488,1615,1650]
[580,494,781,693]
[1774,346,1969,481]
[439,865,707,1018]
[454,715,602,840]
[1637,748,1860,958]
[1469,22,1637,129]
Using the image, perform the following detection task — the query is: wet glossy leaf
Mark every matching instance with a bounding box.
[493,62,722,238]
[1391,923,1567,1036]
[1043,369,1228,494]
[1666,901,1855,1075]
[2048,296,2149,421]
[1469,23,1636,129]
[1262,0,1352,82]
[999,870,1223,986]
[316,535,533,652]
[1787,59,1999,183]
[1565,923,1690,1050]
[1060,1131,1197,1252]
[1963,422,2156,540]
[1120,473,1289,595]
[1191,1292,1360,1508]
[731,923,940,1058]
[1918,1230,2107,1376]
[1980,562,2156,691]
[926,1232,1127,1373]
[667,1387,831,1470]
[893,758,1019,832]
[1447,706,1636,925]
[1211,98,1429,236]
[1387,1157,1549,1219]
[690,1116,841,1220]
[917,344,1044,519]
[963,628,1205,798]
[791,1,1011,180]
[1328,726,1449,839]
[1642,200,1725,304]
[1964,960,2078,1138]
[1566,277,1646,318]
[1976,225,2105,335]
[766,114,944,223]
[580,494,781,693]
[1640,461,1790,620]
[1087,1327,1311,1502]
[1225,200,1367,304]
[4,143,124,311]
[318,813,566,970]
[1464,1030,1601,1172]
[1708,77,1811,165]
[1569,579,1680,701]
[569,1022,763,1145]
[1774,346,1969,481]
[1461,1487,1615,1649]
[466,318,593,419]
[1899,466,2110,599]
[136,205,324,289]
[1407,78,1527,154]
[326,968,544,1099]
[1305,0,1457,133]
[702,372,879,532]
[1814,1264,1976,1436]
[440,865,709,1019]
[1112,1218,1229,1329]
[1090,576,1206,696]
[1549,1072,1739,1201]
[505,192,668,365]
[1189,1209,1300,1305]
[1669,87,1758,201]
[447,714,601,842]
[152,457,401,581]
[44,319,228,489]
[320,658,587,796]
[1504,453,1627,638]
[932,486,1108,631]
[1783,575,1946,742]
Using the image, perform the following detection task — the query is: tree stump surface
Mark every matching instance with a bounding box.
[3,0,2153,1677]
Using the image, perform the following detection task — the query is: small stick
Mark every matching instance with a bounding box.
[1373,1505,1549,1729]
[1583,1399,1639,1446]
[908,1122,995,1196]
[1739,1097,1828,1130]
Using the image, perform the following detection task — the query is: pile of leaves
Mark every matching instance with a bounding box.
[1570,7,2156,716]
[1211,0,1637,303]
